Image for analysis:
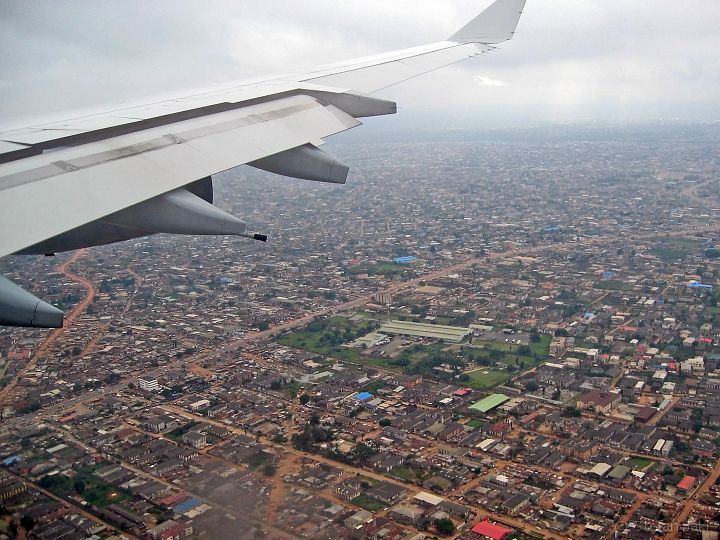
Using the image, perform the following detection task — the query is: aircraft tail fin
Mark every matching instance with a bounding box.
[449,0,527,44]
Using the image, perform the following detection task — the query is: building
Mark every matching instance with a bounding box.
[138,377,159,392]
[634,407,657,423]
[677,476,696,493]
[146,519,193,540]
[0,472,25,502]
[576,390,621,414]
[378,320,472,343]
[182,431,207,449]
[469,394,510,414]
[471,519,513,539]
[394,256,417,265]
[389,504,424,525]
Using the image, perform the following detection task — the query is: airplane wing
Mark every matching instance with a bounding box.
[0,0,527,328]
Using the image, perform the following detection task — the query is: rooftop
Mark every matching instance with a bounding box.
[469,394,510,413]
[378,320,472,343]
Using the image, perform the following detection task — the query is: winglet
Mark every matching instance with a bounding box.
[449,0,527,44]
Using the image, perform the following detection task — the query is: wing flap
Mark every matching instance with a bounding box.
[0,94,360,257]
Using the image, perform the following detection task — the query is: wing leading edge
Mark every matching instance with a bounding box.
[0,0,527,327]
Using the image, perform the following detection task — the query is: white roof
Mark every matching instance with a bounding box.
[413,492,443,506]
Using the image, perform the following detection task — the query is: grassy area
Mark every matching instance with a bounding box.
[464,369,511,389]
[277,331,391,367]
[345,262,413,277]
[39,466,129,508]
[277,316,549,390]
[361,380,388,394]
[651,237,705,260]
[391,466,425,483]
[82,482,129,507]
[530,335,552,356]
[467,418,486,429]
[462,334,550,387]
[596,280,634,291]
[243,450,272,469]
[351,494,386,511]
[629,457,653,470]
[276,316,391,368]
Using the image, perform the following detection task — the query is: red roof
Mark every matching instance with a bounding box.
[677,476,696,491]
[668,362,678,371]
[521,410,544,425]
[455,388,472,397]
[471,519,513,540]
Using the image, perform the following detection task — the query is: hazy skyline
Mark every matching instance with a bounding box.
[1,0,718,129]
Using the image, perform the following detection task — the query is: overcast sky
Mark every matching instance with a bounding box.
[0,0,718,130]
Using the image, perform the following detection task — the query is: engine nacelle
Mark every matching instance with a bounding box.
[16,177,265,255]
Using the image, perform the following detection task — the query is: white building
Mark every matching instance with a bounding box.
[138,377,159,392]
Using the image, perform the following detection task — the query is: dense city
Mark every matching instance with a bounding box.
[0,123,719,540]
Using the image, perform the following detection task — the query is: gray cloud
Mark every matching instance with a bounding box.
[0,0,718,128]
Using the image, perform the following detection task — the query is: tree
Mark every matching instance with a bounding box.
[379,418,392,427]
[353,442,376,464]
[262,463,277,476]
[563,406,581,417]
[299,394,310,406]
[20,516,35,531]
[435,518,455,536]
[526,381,540,392]
[310,414,321,425]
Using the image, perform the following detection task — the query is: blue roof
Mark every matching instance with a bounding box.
[174,497,202,513]
[2,456,20,466]
[394,256,417,264]
[355,392,373,402]
[689,282,713,289]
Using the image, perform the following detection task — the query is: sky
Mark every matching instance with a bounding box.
[0,0,719,130]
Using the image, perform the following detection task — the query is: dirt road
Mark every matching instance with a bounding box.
[0,250,95,410]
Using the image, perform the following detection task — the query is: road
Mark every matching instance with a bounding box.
[666,455,720,539]
[158,404,571,540]
[0,249,95,413]
[3,468,136,539]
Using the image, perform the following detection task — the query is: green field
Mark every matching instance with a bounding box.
[277,316,549,390]
[351,494,386,511]
[83,482,129,507]
[628,457,653,470]
[596,280,634,291]
[39,466,130,508]
[276,316,390,367]
[391,466,425,482]
[464,369,512,389]
[651,237,705,261]
[467,418,486,429]
[345,262,413,277]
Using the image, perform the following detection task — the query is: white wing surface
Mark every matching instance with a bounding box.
[0,0,527,327]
